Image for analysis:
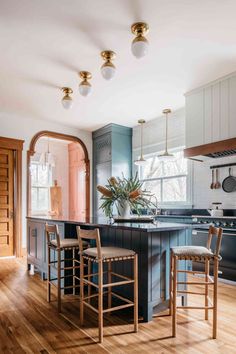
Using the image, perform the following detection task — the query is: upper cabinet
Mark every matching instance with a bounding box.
[185,72,236,148]
[92,124,132,217]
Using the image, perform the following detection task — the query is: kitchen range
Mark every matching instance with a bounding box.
[156,210,236,281]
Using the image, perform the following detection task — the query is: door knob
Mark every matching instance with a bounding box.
[9,210,14,219]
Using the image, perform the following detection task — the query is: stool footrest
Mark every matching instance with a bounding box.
[177,306,214,310]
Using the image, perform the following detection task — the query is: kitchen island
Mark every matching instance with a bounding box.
[27,216,191,321]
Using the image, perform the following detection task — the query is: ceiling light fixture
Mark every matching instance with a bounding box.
[79,71,92,96]
[131,22,149,59]
[134,119,147,166]
[158,109,175,161]
[101,50,116,80]
[61,87,73,109]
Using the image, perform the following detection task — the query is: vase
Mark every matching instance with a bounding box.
[117,200,131,218]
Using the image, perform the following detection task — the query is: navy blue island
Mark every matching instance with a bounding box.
[27,216,191,322]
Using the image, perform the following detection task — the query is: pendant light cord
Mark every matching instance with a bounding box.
[165,112,168,153]
[140,122,143,159]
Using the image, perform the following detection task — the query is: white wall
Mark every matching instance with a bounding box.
[132,108,236,209]
[0,112,92,248]
[33,139,70,218]
[192,156,236,209]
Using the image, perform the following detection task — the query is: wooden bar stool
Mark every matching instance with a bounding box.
[170,225,223,338]
[76,226,138,343]
[45,223,88,312]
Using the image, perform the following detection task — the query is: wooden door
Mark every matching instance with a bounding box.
[0,148,14,257]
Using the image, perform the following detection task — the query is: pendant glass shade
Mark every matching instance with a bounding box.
[101,62,116,80]
[100,51,116,80]
[79,71,92,96]
[61,96,73,109]
[134,156,147,166]
[158,151,175,162]
[39,139,56,168]
[131,22,149,59]
[61,87,73,109]
[131,36,149,58]
[79,82,91,96]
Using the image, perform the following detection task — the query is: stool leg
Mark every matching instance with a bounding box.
[88,259,91,304]
[57,249,61,313]
[98,260,103,343]
[213,258,218,339]
[80,256,84,326]
[47,244,51,303]
[172,255,177,337]
[108,260,112,312]
[205,259,209,320]
[134,254,138,333]
[169,253,173,316]
[72,248,75,296]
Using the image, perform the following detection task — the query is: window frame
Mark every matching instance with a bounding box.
[138,147,193,208]
[30,161,53,214]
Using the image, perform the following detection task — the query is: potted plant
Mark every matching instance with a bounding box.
[97,173,154,218]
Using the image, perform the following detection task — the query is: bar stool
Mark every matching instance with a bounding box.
[45,223,88,312]
[170,225,223,338]
[76,226,138,343]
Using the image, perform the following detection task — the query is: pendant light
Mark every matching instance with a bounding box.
[134,119,147,166]
[131,22,149,59]
[40,138,55,169]
[100,50,116,80]
[79,71,92,96]
[61,87,73,109]
[158,109,175,161]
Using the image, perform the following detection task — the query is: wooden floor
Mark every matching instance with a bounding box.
[0,259,236,354]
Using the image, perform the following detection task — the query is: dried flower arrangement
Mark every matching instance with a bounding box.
[97,173,154,218]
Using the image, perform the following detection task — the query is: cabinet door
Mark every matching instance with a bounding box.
[185,90,204,148]
[94,134,111,164]
[28,221,43,265]
[94,162,111,217]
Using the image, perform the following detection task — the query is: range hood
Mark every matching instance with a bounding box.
[184,137,236,161]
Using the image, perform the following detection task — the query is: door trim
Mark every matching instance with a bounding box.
[0,136,24,257]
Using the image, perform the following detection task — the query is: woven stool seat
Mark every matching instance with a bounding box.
[172,246,213,258]
[83,246,135,261]
[50,238,87,249]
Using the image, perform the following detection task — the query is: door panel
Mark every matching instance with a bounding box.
[0,148,14,257]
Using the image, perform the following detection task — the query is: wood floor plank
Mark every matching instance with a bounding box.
[0,259,236,353]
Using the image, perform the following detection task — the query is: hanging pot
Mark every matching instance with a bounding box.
[222,168,236,193]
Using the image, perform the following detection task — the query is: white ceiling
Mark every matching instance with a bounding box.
[1,0,236,131]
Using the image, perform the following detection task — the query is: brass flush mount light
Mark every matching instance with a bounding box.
[100,50,116,80]
[79,71,92,97]
[158,109,175,161]
[134,119,147,166]
[131,22,149,58]
[61,87,73,109]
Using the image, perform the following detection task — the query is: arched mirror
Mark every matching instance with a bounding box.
[27,131,90,220]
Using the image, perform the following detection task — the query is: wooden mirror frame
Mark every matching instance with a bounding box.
[27,130,90,219]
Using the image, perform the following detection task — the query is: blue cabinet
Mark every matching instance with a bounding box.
[93,124,132,217]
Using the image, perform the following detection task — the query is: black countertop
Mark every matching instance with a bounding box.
[27,215,191,232]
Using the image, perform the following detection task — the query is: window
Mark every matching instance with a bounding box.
[139,150,190,206]
[31,162,52,213]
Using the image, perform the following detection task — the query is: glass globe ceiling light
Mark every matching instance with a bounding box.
[131,22,149,59]
[79,71,92,96]
[101,50,116,80]
[61,87,73,109]
[134,119,147,166]
[158,109,175,161]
